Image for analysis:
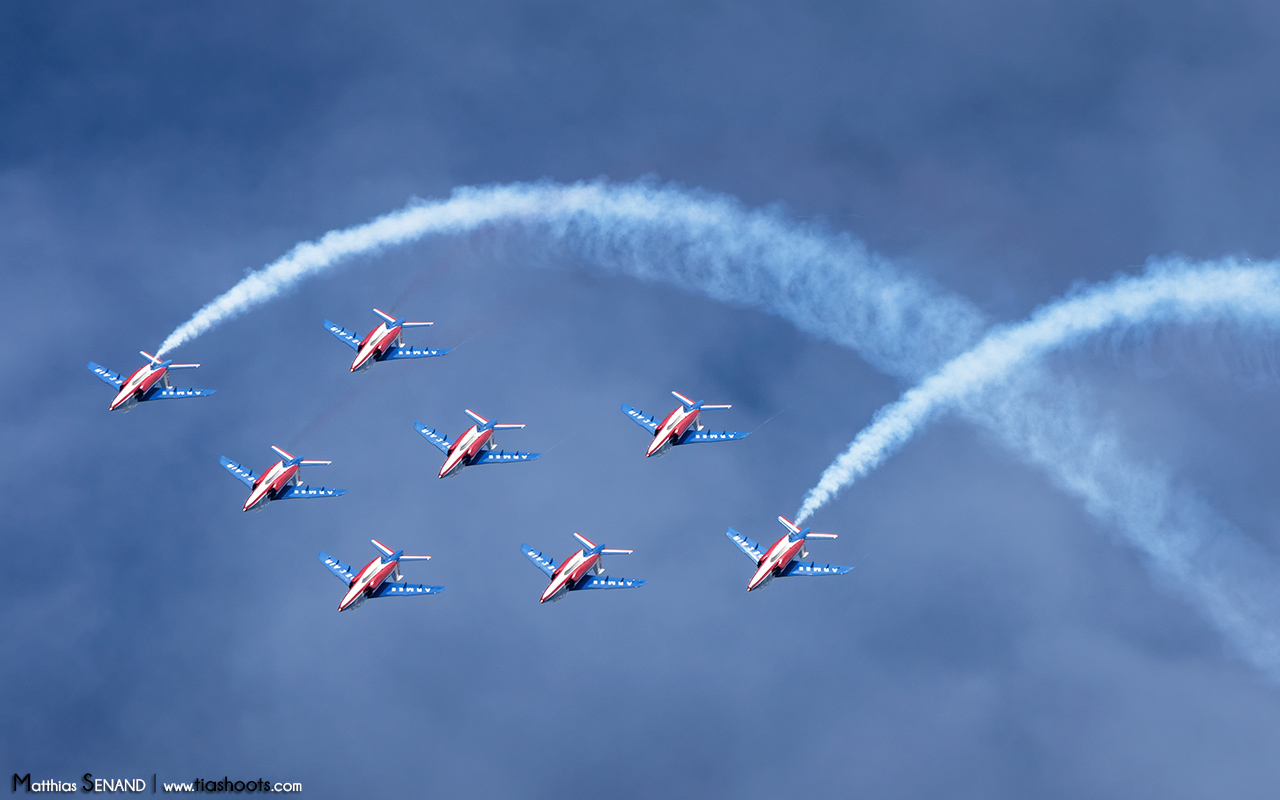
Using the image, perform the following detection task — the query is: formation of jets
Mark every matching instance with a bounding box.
[89,306,853,611]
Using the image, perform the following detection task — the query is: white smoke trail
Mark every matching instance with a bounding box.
[796,259,1280,522]
[967,368,1280,675]
[157,180,981,370]
[158,180,1280,677]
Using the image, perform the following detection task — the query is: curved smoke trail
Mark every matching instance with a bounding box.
[157,180,1280,677]
[157,180,982,373]
[796,259,1280,522]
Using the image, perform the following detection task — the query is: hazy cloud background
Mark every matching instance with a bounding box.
[4,2,1280,797]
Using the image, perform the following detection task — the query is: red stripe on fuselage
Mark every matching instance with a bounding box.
[351,323,401,371]
[242,460,298,511]
[438,425,492,477]
[541,549,599,602]
[647,406,700,456]
[747,534,804,590]
[110,364,166,410]
[339,555,398,610]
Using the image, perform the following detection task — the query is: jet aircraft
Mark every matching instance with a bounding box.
[414,410,540,478]
[323,308,450,372]
[726,516,852,591]
[317,539,443,611]
[86,351,215,412]
[219,445,346,512]
[621,390,749,457]
[520,533,646,603]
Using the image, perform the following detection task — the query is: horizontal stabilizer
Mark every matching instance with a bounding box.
[87,362,124,388]
[277,484,345,500]
[371,539,395,558]
[601,548,633,555]
[779,561,852,577]
[151,386,215,399]
[219,457,258,487]
[318,552,358,584]
[399,321,434,328]
[383,345,450,360]
[491,423,526,430]
[621,404,659,434]
[700,403,733,410]
[726,528,765,562]
[681,429,749,444]
[672,390,696,408]
[322,320,362,351]
[464,409,489,426]
[298,460,333,467]
[471,449,540,465]
[521,543,557,578]
[804,532,838,540]
[413,422,452,454]
[579,575,646,590]
[370,581,444,597]
[373,308,397,325]
[573,532,597,550]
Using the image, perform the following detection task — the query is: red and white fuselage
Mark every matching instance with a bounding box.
[748,532,810,592]
[350,321,402,372]
[242,457,302,512]
[348,308,433,372]
[647,403,702,457]
[438,421,497,478]
[541,546,605,603]
[340,554,402,611]
[110,361,167,411]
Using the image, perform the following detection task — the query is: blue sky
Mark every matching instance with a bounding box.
[5,3,1280,797]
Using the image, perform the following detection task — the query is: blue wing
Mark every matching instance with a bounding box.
[726,528,765,562]
[370,581,445,597]
[150,387,216,400]
[471,450,540,465]
[87,362,123,388]
[383,345,451,360]
[521,543,557,578]
[681,429,750,444]
[413,422,452,454]
[578,575,646,590]
[779,561,853,577]
[317,552,357,584]
[277,484,346,500]
[322,320,362,351]
[219,456,258,488]
[621,404,659,434]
